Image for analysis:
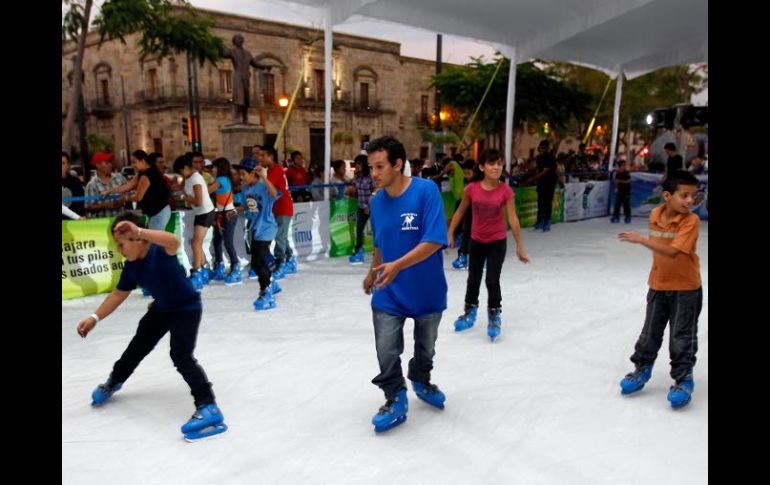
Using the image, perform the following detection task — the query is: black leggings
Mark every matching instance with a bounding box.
[464,238,507,309]
[250,239,272,291]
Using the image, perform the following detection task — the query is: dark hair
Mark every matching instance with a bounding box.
[290,150,302,160]
[110,212,146,235]
[62,151,71,163]
[132,150,148,161]
[471,148,502,181]
[662,170,698,194]
[173,153,193,174]
[538,140,550,149]
[332,159,346,171]
[366,135,407,172]
[212,157,232,184]
[191,151,204,160]
[452,152,465,163]
[263,145,278,163]
[354,154,370,176]
[147,152,164,167]
[664,142,677,152]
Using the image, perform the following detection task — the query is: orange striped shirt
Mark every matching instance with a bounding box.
[647,205,701,290]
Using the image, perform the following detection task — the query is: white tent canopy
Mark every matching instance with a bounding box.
[266,0,707,178]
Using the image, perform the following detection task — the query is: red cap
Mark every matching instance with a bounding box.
[91,152,114,166]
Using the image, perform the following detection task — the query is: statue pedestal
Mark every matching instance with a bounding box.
[220,124,264,163]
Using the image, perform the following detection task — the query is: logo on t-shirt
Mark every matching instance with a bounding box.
[246,196,261,214]
[401,212,418,231]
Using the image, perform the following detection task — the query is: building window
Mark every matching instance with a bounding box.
[219,69,232,94]
[263,72,275,105]
[100,79,111,106]
[420,95,429,122]
[361,134,370,150]
[148,68,158,97]
[360,83,370,108]
[314,69,325,100]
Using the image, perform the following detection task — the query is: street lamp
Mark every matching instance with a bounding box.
[278,95,289,160]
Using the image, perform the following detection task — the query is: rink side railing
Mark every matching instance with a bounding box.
[62,175,706,299]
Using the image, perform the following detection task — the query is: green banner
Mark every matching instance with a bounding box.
[329,199,374,257]
[513,186,564,228]
[62,212,183,300]
[62,218,123,300]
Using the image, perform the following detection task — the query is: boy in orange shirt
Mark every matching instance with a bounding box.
[617,170,703,409]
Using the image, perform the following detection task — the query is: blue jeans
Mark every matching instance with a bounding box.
[274,215,293,263]
[148,205,171,231]
[371,310,442,398]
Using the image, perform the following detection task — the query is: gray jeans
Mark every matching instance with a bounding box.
[274,215,293,262]
[371,310,442,398]
[630,288,702,383]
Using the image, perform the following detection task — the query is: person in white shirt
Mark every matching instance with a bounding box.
[173,154,215,290]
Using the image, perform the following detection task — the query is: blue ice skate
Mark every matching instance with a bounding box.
[348,248,365,265]
[620,364,653,395]
[212,263,226,281]
[181,403,228,441]
[372,389,408,433]
[451,254,468,270]
[410,380,446,409]
[91,378,122,406]
[487,308,502,341]
[667,375,694,409]
[454,305,478,332]
[254,290,276,310]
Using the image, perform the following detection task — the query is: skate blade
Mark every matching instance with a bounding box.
[669,397,691,409]
[374,415,406,433]
[415,395,445,410]
[184,423,228,442]
[454,324,474,332]
[225,281,243,286]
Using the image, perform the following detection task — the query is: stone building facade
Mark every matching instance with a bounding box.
[62,8,446,168]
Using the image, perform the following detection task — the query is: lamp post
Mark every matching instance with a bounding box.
[279,95,289,160]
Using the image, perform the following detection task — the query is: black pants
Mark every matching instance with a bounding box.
[537,184,555,224]
[213,210,238,270]
[464,238,507,309]
[250,239,273,291]
[630,288,702,383]
[613,190,631,218]
[355,208,369,252]
[109,308,214,408]
[452,199,472,255]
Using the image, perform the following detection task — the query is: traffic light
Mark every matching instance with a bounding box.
[181,116,192,142]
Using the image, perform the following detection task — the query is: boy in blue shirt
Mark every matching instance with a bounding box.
[362,136,449,433]
[234,156,281,310]
[76,213,226,442]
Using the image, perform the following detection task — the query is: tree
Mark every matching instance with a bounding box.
[61,0,226,152]
[431,56,592,149]
[543,62,708,136]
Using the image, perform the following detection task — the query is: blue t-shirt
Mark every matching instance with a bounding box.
[242,181,280,242]
[370,177,448,318]
[116,244,201,312]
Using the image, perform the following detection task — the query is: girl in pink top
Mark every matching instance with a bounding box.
[447,149,530,341]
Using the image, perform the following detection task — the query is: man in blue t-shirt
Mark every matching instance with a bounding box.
[362,136,449,433]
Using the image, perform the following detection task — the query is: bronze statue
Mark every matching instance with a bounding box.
[223,34,262,124]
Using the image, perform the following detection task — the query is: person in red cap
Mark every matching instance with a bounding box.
[85,153,128,218]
